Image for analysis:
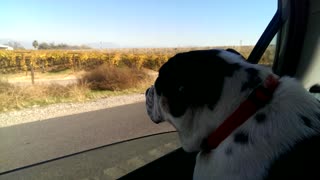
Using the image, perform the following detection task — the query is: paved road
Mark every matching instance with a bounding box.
[1,133,180,180]
[0,102,175,174]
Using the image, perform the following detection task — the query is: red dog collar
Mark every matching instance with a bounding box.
[204,75,280,150]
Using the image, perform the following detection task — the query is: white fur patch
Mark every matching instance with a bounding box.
[194,77,320,180]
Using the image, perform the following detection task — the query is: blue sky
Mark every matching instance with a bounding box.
[1,0,277,48]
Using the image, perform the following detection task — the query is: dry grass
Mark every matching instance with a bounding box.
[79,64,151,91]
[0,64,152,112]
[0,80,91,112]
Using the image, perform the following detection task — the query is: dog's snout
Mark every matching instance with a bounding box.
[146,88,150,96]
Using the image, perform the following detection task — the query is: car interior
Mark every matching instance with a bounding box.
[120,0,320,179]
[1,0,319,179]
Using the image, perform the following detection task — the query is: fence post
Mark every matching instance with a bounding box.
[30,65,35,85]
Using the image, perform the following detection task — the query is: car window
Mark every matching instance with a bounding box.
[258,33,278,67]
[0,0,277,178]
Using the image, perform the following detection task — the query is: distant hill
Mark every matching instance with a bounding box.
[0,39,121,49]
[86,42,120,49]
[0,39,37,49]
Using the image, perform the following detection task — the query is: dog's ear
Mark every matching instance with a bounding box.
[226,48,241,55]
[226,48,246,60]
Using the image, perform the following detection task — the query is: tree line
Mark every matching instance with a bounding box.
[32,40,91,50]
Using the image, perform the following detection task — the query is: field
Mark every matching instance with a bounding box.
[0,46,274,112]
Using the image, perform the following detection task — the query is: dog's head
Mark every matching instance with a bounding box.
[146,49,271,152]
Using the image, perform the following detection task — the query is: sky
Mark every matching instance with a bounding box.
[1,0,277,48]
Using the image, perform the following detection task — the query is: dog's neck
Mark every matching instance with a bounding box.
[202,75,280,150]
[178,66,273,152]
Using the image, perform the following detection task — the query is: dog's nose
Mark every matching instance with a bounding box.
[145,88,150,96]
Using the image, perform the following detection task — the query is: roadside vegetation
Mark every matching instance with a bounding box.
[0,66,152,112]
[0,46,274,112]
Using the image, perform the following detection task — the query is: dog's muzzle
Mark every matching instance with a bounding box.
[145,86,165,124]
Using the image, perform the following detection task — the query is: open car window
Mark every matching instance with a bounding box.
[1,1,277,179]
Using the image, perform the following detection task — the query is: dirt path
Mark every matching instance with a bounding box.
[9,78,78,86]
[5,73,78,86]
[5,68,158,87]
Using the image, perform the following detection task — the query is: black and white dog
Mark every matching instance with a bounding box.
[145,49,320,180]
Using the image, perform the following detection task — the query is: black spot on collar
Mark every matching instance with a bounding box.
[255,113,267,123]
[300,115,312,128]
[234,131,249,144]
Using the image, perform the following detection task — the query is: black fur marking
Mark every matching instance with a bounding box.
[225,63,241,77]
[225,147,233,155]
[315,112,320,122]
[241,68,262,92]
[246,67,258,75]
[300,115,312,128]
[234,131,249,144]
[264,135,320,180]
[208,104,214,110]
[156,50,241,117]
[255,113,267,123]
[200,138,211,152]
[309,84,320,93]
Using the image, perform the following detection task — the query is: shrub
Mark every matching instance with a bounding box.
[79,64,149,91]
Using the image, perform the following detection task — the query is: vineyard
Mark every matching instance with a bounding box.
[0,46,275,74]
[0,46,275,112]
